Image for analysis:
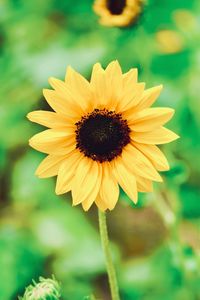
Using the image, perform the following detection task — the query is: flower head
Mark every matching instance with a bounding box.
[20,277,61,300]
[28,61,179,211]
[93,0,142,27]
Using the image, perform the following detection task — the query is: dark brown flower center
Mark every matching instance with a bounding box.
[107,0,126,15]
[75,109,130,162]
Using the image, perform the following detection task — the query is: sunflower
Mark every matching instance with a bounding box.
[93,0,142,27]
[28,61,179,211]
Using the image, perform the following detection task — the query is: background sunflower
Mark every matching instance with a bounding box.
[0,0,200,299]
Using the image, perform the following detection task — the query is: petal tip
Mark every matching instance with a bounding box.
[164,165,170,171]
[94,62,102,69]
[48,76,55,83]
[35,166,45,178]
[48,77,58,87]
[26,112,32,120]
[48,77,53,85]
[132,198,138,204]
[67,65,74,73]
[82,205,90,212]
[35,172,43,179]
[28,138,33,146]
[43,88,50,97]
[170,131,180,142]
[106,60,122,72]
[55,187,62,195]
[101,208,108,212]
[91,63,104,78]
[107,203,117,210]
[169,108,175,118]
[132,192,138,204]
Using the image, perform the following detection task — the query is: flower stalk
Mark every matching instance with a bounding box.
[98,209,120,300]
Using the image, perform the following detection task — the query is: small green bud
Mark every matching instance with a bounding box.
[84,295,97,300]
[20,276,61,300]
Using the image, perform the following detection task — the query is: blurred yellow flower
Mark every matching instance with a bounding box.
[28,61,179,211]
[93,0,142,27]
[156,30,184,54]
[173,9,197,32]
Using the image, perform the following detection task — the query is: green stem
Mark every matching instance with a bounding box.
[98,210,120,300]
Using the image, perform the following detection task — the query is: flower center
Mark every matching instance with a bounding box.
[107,0,126,15]
[75,109,130,162]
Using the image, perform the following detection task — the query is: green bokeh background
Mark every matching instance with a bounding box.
[0,0,200,299]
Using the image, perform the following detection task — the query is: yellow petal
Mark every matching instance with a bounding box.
[122,85,163,119]
[128,108,175,131]
[72,158,99,205]
[43,89,82,118]
[48,77,68,93]
[90,63,103,82]
[131,127,179,145]
[122,144,163,182]
[135,85,163,112]
[56,176,73,195]
[123,68,138,86]
[27,110,75,129]
[48,77,82,111]
[136,176,153,192]
[132,142,170,171]
[111,158,138,204]
[82,164,102,211]
[105,60,123,103]
[90,63,110,108]
[116,71,138,111]
[49,143,76,156]
[121,69,138,105]
[65,66,93,111]
[117,82,145,113]
[95,194,108,212]
[29,129,75,153]
[99,163,119,210]
[35,154,66,178]
[48,77,88,114]
[55,151,82,195]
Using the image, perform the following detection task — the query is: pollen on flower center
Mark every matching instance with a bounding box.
[75,109,131,162]
[107,0,126,15]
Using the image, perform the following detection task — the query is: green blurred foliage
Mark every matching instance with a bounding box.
[0,0,200,299]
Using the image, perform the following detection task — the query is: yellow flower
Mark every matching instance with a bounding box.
[28,61,179,211]
[93,0,142,27]
[156,30,183,54]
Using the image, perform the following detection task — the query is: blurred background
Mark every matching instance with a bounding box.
[0,0,200,299]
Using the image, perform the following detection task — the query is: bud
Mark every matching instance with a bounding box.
[19,276,61,300]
